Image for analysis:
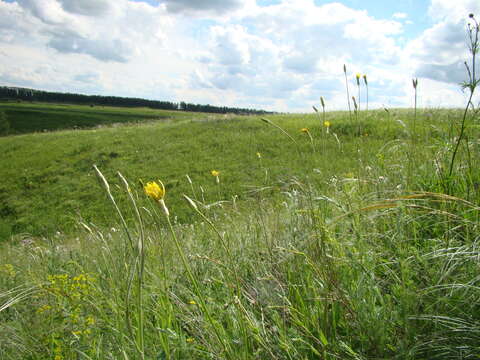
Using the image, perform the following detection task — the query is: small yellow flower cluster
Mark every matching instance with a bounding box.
[45,273,95,299]
[37,304,52,314]
[0,263,16,277]
[85,315,95,326]
[54,344,63,360]
[300,127,309,133]
[72,328,92,337]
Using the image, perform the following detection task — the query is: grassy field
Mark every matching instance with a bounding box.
[1,93,480,358]
[2,22,480,355]
[0,101,200,135]
[0,102,419,238]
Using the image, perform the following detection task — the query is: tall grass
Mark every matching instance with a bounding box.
[1,13,480,360]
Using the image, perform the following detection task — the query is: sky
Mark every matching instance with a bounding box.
[0,0,479,112]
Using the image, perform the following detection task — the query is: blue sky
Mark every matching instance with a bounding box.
[0,0,478,111]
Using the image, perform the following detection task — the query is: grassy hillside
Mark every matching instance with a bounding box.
[1,100,479,358]
[0,103,421,238]
[0,102,198,135]
[2,18,480,355]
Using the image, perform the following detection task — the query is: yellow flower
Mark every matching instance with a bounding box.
[86,316,95,326]
[144,181,165,201]
[188,300,197,305]
[324,121,331,127]
[300,127,309,133]
[1,264,16,277]
[186,337,195,343]
[256,152,261,159]
[211,170,220,177]
[37,304,52,313]
[356,73,361,85]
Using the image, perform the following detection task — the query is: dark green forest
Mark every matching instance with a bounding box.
[0,86,271,115]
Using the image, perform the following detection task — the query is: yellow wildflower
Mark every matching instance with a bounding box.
[1,264,16,277]
[211,170,220,177]
[300,127,309,133]
[144,181,165,201]
[186,337,195,343]
[73,274,86,282]
[188,300,197,305]
[324,121,331,127]
[86,316,95,326]
[37,304,52,313]
[256,152,261,159]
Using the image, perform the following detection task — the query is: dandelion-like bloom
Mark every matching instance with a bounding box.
[324,121,331,127]
[256,152,262,158]
[300,127,309,133]
[144,181,165,201]
[211,170,220,177]
[356,73,361,85]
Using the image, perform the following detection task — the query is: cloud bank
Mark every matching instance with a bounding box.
[0,0,479,111]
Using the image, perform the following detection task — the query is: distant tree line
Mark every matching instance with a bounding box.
[0,86,271,115]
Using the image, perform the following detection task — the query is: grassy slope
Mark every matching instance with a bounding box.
[1,103,479,359]
[0,101,196,134]
[0,103,415,238]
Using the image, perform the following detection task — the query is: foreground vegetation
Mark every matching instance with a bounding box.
[1,14,479,359]
[1,101,479,358]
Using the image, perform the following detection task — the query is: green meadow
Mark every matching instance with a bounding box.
[1,98,479,358]
[0,102,411,238]
[1,21,480,357]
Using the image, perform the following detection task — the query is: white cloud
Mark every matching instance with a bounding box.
[0,0,478,111]
[392,12,408,19]
[187,0,406,110]
[406,0,480,89]
[58,0,111,16]
[160,0,243,14]
[428,0,480,22]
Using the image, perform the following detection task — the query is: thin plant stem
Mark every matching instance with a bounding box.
[164,210,230,357]
[343,64,352,122]
[448,15,479,180]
